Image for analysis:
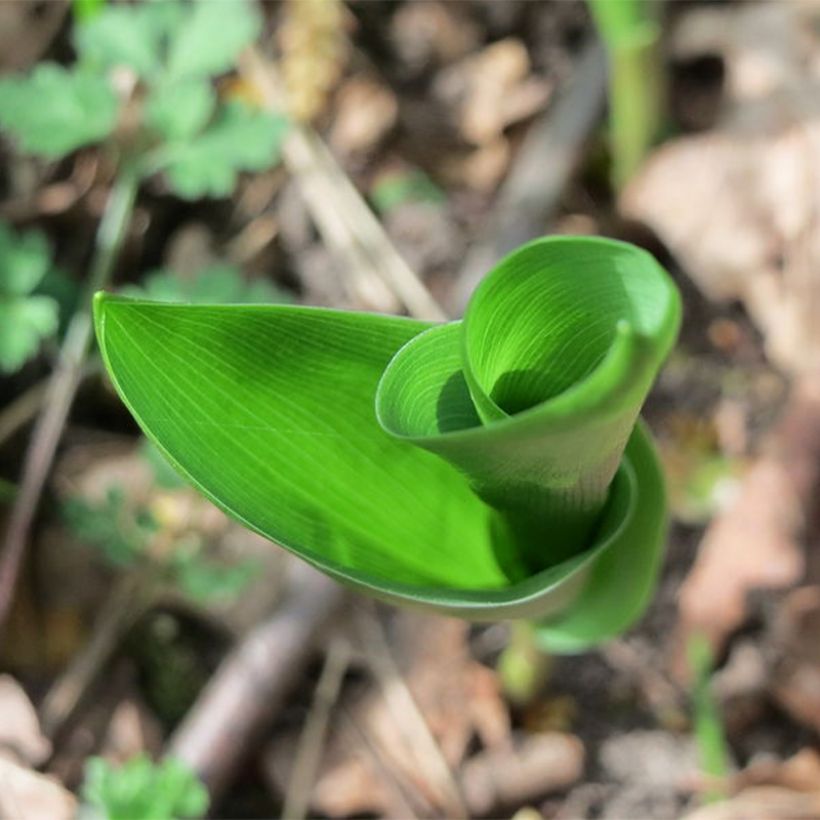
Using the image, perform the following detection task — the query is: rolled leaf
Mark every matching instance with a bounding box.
[94,236,680,647]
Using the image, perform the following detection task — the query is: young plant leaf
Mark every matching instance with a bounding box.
[166,0,260,79]
[158,101,288,199]
[145,78,215,142]
[94,237,680,641]
[0,224,59,373]
[74,4,164,79]
[0,64,118,159]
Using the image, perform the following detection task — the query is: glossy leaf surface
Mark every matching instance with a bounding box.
[95,237,680,642]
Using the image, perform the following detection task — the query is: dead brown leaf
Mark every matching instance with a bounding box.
[623,2,820,375]
[670,380,820,679]
[329,76,398,155]
[434,38,552,147]
[0,676,50,767]
[0,758,76,820]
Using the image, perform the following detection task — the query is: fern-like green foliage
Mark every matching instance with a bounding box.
[0,0,287,199]
[95,236,680,651]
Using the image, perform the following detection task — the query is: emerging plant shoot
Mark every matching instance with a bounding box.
[94,236,680,651]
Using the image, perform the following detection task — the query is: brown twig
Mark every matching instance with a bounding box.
[166,560,346,803]
[240,46,447,322]
[0,169,139,639]
[354,605,470,819]
[281,636,351,820]
[39,570,157,742]
[0,361,100,451]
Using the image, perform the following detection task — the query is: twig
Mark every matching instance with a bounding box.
[0,360,100,450]
[354,605,469,820]
[240,47,446,322]
[0,168,139,638]
[448,39,607,315]
[167,560,346,804]
[39,569,156,741]
[281,637,351,820]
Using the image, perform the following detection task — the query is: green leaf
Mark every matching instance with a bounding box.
[81,754,208,820]
[160,101,288,199]
[74,4,163,78]
[166,0,260,79]
[145,78,215,141]
[0,224,51,296]
[0,297,59,373]
[0,64,118,159]
[94,237,680,640]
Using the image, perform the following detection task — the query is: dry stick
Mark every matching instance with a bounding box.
[448,39,607,316]
[355,605,470,820]
[167,561,346,803]
[281,636,351,820]
[0,361,100,449]
[0,168,139,638]
[39,569,156,740]
[240,47,446,322]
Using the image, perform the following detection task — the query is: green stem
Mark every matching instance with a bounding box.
[609,27,664,189]
[588,0,665,189]
[0,167,140,637]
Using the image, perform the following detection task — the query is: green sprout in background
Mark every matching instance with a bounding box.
[94,235,680,650]
[588,0,666,189]
[81,754,208,820]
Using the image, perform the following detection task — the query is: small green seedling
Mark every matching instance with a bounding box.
[80,754,208,820]
[0,223,59,374]
[688,633,730,802]
[95,236,680,650]
[0,0,287,199]
[64,484,258,604]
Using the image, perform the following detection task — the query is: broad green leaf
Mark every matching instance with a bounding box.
[0,64,118,159]
[166,0,260,79]
[74,5,163,78]
[94,237,681,638]
[159,102,288,199]
[145,79,215,141]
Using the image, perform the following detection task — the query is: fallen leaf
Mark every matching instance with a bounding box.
[434,38,551,146]
[329,76,398,155]
[623,2,820,375]
[0,676,50,766]
[0,758,76,820]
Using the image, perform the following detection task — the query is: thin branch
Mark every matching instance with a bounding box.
[354,605,469,820]
[281,637,351,820]
[167,561,346,804]
[240,47,447,322]
[0,168,140,638]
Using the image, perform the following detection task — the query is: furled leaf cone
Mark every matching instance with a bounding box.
[94,236,680,652]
